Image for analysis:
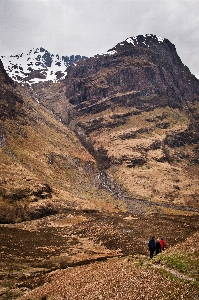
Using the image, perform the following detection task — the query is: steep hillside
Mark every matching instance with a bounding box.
[0,59,122,223]
[59,34,199,209]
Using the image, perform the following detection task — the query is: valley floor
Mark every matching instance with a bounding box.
[0,210,199,299]
[19,254,199,300]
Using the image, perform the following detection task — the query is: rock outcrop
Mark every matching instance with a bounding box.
[0,59,24,120]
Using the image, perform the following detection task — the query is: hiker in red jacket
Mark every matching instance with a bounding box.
[160,237,167,251]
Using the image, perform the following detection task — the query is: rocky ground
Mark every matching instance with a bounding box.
[0,209,199,299]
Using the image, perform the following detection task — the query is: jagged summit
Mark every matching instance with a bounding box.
[105,34,179,59]
[1,47,87,84]
[110,34,166,50]
[127,34,165,43]
[65,34,199,107]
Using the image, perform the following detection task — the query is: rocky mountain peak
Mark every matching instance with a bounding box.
[107,34,173,53]
[106,34,183,68]
[65,34,199,109]
[60,36,199,208]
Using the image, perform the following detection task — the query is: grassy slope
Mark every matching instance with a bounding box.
[152,230,199,281]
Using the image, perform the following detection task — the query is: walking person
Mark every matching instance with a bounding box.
[155,237,161,255]
[148,236,156,258]
[160,237,167,251]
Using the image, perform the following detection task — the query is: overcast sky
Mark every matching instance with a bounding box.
[1,0,199,78]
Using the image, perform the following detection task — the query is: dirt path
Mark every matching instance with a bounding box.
[153,264,196,281]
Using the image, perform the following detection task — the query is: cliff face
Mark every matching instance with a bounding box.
[66,35,199,107]
[0,60,24,120]
[62,35,199,208]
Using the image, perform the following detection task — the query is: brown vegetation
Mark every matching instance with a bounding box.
[1,35,199,299]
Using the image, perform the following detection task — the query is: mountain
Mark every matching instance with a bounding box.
[1,47,87,84]
[45,34,199,209]
[1,34,199,221]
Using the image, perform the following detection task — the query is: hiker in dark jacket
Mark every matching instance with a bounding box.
[148,236,156,258]
[155,238,161,255]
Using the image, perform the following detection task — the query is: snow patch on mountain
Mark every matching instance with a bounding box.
[105,34,165,56]
[1,47,87,84]
[104,49,117,55]
[126,34,164,46]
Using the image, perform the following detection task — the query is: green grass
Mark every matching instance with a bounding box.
[153,250,199,281]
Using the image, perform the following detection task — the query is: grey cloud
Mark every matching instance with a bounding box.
[0,0,199,77]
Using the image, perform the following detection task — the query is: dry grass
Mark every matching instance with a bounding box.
[1,87,124,223]
[77,104,199,208]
